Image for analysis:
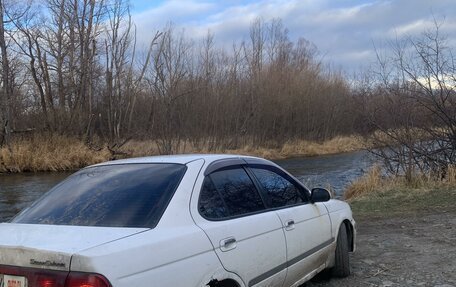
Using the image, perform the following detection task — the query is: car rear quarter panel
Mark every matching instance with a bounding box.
[71,159,238,287]
[71,226,229,287]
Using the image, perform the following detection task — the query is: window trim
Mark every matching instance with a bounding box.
[204,158,246,176]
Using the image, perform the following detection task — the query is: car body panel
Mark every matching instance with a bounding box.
[190,161,288,287]
[0,223,146,271]
[71,225,223,287]
[275,202,332,287]
[192,212,288,287]
[323,200,356,242]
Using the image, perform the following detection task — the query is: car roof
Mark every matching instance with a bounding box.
[88,154,267,167]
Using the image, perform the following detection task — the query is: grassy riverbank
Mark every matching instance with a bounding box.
[346,166,456,217]
[349,187,456,217]
[0,136,111,172]
[0,135,365,173]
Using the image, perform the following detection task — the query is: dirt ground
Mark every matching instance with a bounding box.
[306,211,456,287]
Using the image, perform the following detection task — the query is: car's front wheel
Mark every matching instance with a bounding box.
[332,224,350,277]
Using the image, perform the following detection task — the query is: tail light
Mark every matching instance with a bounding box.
[0,265,111,287]
[65,272,111,287]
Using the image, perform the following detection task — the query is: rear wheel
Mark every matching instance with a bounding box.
[332,224,350,277]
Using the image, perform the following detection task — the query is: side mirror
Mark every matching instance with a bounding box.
[310,188,331,203]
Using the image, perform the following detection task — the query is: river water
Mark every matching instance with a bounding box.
[0,151,374,222]
[275,150,373,194]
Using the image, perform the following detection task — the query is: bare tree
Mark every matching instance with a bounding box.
[361,20,456,181]
[149,24,193,154]
[0,0,11,145]
[103,0,160,142]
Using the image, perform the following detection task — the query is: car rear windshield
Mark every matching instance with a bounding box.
[12,163,187,228]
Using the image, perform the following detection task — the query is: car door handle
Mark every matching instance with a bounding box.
[285,220,295,231]
[220,237,237,252]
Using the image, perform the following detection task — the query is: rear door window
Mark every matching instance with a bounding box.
[250,167,305,208]
[12,164,186,228]
[199,177,229,219]
[199,167,265,219]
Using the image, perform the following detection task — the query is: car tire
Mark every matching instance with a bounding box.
[332,224,350,277]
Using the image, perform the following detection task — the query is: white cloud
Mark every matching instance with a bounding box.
[131,0,456,72]
[389,19,435,37]
[133,0,215,29]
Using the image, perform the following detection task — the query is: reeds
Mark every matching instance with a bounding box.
[122,135,365,159]
[344,165,385,200]
[344,165,456,200]
[0,135,110,173]
[0,135,366,173]
[279,136,365,158]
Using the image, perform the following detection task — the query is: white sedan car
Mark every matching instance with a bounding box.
[0,154,355,287]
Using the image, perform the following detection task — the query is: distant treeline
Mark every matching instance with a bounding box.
[0,0,455,178]
[0,0,358,153]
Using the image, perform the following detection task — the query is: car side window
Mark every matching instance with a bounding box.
[199,167,266,219]
[199,177,229,219]
[250,167,305,208]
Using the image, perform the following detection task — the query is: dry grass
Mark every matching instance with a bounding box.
[446,164,456,185]
[279,136,365,158]
[121,135,366,160]
[0,134,366,173]
[0,135,111,173]
[344,165,386,200]
[346,165,456,216]
[344,165,456,201]
[120,140,161,157]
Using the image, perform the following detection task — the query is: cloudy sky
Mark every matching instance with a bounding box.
[130,0,456,73]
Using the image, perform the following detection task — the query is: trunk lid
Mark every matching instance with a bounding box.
[0,223,147,271]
